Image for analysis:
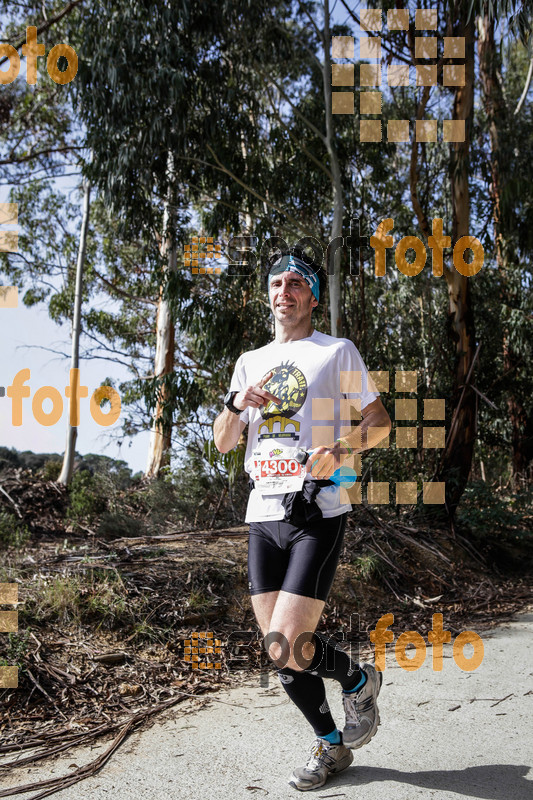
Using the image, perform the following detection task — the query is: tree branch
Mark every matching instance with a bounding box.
[515,56,533,114]
[297,0,326,46]
[253,65,328,145]
[262,83,334,182]
[202,147,318,238]
[90,265,158,306]
[1,0,84,67]
[0,146,85,167]
[409,85,432,240]
[338,0,413,66]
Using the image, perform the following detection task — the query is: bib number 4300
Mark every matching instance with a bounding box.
[260,459,300,477]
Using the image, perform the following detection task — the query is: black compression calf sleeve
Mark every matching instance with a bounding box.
[277,667,337,737]
[303,631,364,690]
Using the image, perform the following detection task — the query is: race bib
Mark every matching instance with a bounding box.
[252,447,306,495]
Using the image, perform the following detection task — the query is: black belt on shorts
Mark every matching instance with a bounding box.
[249,477,334,527]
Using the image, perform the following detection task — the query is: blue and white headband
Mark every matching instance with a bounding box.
[268,254,320,301]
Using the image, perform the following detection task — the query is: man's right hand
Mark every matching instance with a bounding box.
[234,371,282,411]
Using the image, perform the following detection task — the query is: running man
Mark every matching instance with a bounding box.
[213,250,391,791]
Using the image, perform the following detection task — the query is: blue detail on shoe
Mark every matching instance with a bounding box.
[321,728,341,744]
[343,672,367,694]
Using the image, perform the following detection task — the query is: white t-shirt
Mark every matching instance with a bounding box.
[229,330,380,523]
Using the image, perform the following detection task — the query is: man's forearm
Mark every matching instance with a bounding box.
[340,410,391,454]
[213,407,243,453]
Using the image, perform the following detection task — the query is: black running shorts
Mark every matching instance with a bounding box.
[247,513,347,602]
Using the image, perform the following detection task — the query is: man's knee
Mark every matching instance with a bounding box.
[264,629,316,671]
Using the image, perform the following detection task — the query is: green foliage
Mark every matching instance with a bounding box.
[458,480,533,535]
[0,629,31,672]
[0,0,81,188]
[204,439,245,486]
[97,511,146,539]
[352,553,384,581]
[67,470,107,522]
[186,589,212,611]
[0,447,61,474]
[66,456,136,525]
[82,572,129,627]
[28,575,81,625]
[140,451,234,529]
[0,511,30,550]
[128,621,164,643]
[40,459,63,482]
[26,571,135,630]
[75,0,298,230]
[0,0,532,530]
[80,454,133,489]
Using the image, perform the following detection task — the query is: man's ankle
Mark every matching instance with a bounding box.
[343,670,367,694]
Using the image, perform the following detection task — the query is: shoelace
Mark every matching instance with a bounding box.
[342,691,362,724]
[306,739,337,771]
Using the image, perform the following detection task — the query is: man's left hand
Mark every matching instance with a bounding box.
[306,441,352,479]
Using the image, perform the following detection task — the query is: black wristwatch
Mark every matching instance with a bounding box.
[224,391,242,415]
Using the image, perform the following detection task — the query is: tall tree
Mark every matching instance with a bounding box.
[323,0,345,336]
[75,0,347,474]
[58,180,91,485]
[478,6,533,483]
[434,6,478,514]
[145,151,177,477]
[0,0,83,185]
[75,0,215,476]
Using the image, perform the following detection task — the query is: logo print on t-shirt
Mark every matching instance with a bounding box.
[261,362,307,419]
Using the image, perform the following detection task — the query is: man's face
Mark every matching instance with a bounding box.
[268,271,318,325]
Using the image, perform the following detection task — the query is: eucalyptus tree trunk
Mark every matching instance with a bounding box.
[435,13,477,516]
[57,180,91,486]
[478,11,532,482]
[145,152,176,478]
[322,0,344,337]
[240,127,254,309]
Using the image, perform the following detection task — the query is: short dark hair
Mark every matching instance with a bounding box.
[265,245,327,307]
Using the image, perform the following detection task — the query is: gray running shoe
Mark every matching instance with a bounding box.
[342,663,383,749]
[289,737,353,791]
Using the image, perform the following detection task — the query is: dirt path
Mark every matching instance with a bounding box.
[1,611,532,800]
